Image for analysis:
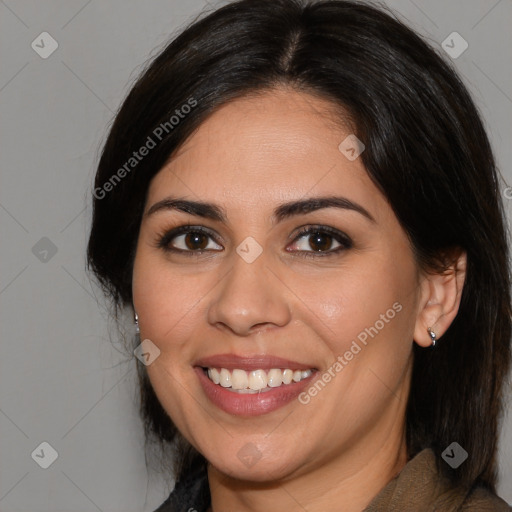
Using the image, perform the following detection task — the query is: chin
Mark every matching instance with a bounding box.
[205,446,305,483]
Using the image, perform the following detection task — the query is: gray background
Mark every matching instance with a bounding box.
[1,0,511,510]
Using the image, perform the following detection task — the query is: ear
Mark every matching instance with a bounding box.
[413,249,467,348]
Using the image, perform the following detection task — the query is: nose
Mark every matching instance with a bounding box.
[207,251,292,336]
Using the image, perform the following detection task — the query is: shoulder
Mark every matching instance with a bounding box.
[364,448,511,511]
[458,486,511,511]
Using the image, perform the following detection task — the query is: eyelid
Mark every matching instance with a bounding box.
[287,225,352,257]
[155,224,352,256]
[155,224,222,253]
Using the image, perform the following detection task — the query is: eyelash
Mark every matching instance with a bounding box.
[155,224,353,259]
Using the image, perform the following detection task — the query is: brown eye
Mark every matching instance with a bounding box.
[156,226,223,254]
[308,231,334,252]
[183,232,209,250]
[288,225,352,257]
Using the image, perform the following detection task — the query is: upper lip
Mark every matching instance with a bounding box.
[194,353,316,371]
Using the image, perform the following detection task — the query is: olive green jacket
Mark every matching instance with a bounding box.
[364,448,510,511]
[154,448,511,511]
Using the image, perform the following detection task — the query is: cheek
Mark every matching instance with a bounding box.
[132,251,210,434]
[291,257,416,357]
[324,264,417,408]
[132,249,215,359]
[296,265,416,432]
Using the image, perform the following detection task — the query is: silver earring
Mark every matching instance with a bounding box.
[134,312,140,335]
[427,327,436,347]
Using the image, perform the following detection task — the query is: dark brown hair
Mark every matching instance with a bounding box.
[87,0,511,493]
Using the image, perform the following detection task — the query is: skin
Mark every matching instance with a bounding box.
[132,87,466,512]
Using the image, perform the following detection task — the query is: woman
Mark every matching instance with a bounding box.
[87,0,512,510]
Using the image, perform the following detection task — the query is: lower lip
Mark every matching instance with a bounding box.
[195,367,314,417]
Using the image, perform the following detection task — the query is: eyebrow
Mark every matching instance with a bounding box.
[145,196,375,223]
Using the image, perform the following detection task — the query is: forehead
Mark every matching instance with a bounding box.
[146,88,387,222]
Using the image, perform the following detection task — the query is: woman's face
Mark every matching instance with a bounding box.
[132,88,425,481]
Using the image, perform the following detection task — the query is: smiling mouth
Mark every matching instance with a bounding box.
[202,367,315,393]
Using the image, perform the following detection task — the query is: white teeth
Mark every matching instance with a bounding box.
[208,368,220,385]
[219,368,231,388]
[301,370,312,379]
[249,369,268,390]
[205,367,314,390]
[282,369,293,384]
[231,369,249,390]
[267,369,283,387]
